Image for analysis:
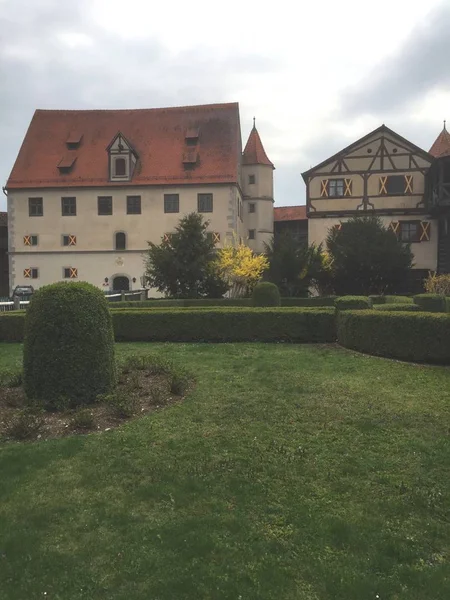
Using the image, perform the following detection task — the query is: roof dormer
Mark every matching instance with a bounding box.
[66,131,83,149]
[106,132,138,182]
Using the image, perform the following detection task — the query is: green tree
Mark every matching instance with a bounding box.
[326,216,413,295]
[144,212,227,298]
[264,232,325,297]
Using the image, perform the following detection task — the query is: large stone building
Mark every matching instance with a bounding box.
[5,103,274,294]
[302,124,450,289]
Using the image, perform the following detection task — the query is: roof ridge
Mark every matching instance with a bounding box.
[34,102,239,115]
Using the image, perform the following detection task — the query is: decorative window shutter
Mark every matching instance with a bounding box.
[344,179,352,196]
[23,235,31,246]
[404,175,413,193]
[320,180,329,197]
[420,221,431,242]
[332,223,342,232]
[389,221,400,236]
[379,176,387,194]
[213,232,220,244]
[24,268,31,278]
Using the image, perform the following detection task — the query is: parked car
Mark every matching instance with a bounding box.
[12,285,34,301]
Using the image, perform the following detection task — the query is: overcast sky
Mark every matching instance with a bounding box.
[1,0,450,211]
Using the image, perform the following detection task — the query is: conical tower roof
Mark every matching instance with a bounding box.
[242,120,274,167]
[429,121,450,157]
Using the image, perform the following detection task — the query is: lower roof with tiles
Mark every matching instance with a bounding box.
[274,206,307,222]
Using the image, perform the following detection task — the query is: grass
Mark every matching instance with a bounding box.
[0,342,449,599]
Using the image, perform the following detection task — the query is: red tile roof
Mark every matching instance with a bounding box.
[242,126,274,167]
[0,212,7,227]
[274,205,307,222]
[429,125,450,158]
[7,103,241,189]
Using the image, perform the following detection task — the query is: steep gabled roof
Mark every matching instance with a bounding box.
[242,124,274,168]
[302,124,434,181]
[7,103,241,189]
[274,205,306,222]
[429,124,450,158]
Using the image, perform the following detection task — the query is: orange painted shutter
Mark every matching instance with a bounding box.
[320,180,328,197]
[344,179,352,196]
[404,175,413,193]
[389,222,400,237]
[419,221,430,241]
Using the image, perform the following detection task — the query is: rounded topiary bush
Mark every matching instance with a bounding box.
[23,282,116,409]
[252,282,281,307]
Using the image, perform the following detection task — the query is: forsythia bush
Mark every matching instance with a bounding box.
[215,242,269,297]
[424,272,450,296]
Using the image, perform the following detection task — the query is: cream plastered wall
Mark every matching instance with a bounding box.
[11,251,148,293]
[241,164,274,253]
[8,183,242,293]
[308,216,438,270]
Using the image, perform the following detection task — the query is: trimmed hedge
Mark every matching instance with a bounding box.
[337,310,450,364]
[369,295,413,305]
[112,308,336,343]
[0,312,25,342]
[413,294,450,313]
[335,296,370,311]
[0,308,336,343]
[108,297,340,309]
[372,303,420,312]
[252,282,281,307]
[23,282,116,408]
[281,296,337,307]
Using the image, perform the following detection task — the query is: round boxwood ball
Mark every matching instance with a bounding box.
[23,282,116,409]
[252,281,281,307]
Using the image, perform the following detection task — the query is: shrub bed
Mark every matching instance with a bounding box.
[413,294,450,313]
[372,303,420,312]
[337,310,450,364]
[112,308,336,343]
[335,296,370,311]
[369,295,413,305]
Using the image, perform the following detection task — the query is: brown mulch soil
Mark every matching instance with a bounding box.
[0,369,191,443]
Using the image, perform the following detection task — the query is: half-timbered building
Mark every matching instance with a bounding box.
[302,124,443,290]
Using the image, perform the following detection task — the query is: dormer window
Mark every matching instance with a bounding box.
[114,157,126,177]
[66,132,83,149]
[107,132,138,182]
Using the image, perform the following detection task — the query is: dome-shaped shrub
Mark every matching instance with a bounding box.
[252,282,281,307]
[23,282,115,408]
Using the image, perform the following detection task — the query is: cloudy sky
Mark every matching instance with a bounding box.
[1,0,449,211]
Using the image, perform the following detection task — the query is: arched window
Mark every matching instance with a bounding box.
[115,231,126,250]
[114,158,126,177]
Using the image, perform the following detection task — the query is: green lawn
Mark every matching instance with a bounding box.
[1,342,449,600]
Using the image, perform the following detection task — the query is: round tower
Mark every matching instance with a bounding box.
[241,119,274,252]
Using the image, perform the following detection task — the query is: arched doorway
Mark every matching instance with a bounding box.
[112,275,130,291]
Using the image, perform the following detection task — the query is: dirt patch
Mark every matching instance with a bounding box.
[0,361,193,443]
